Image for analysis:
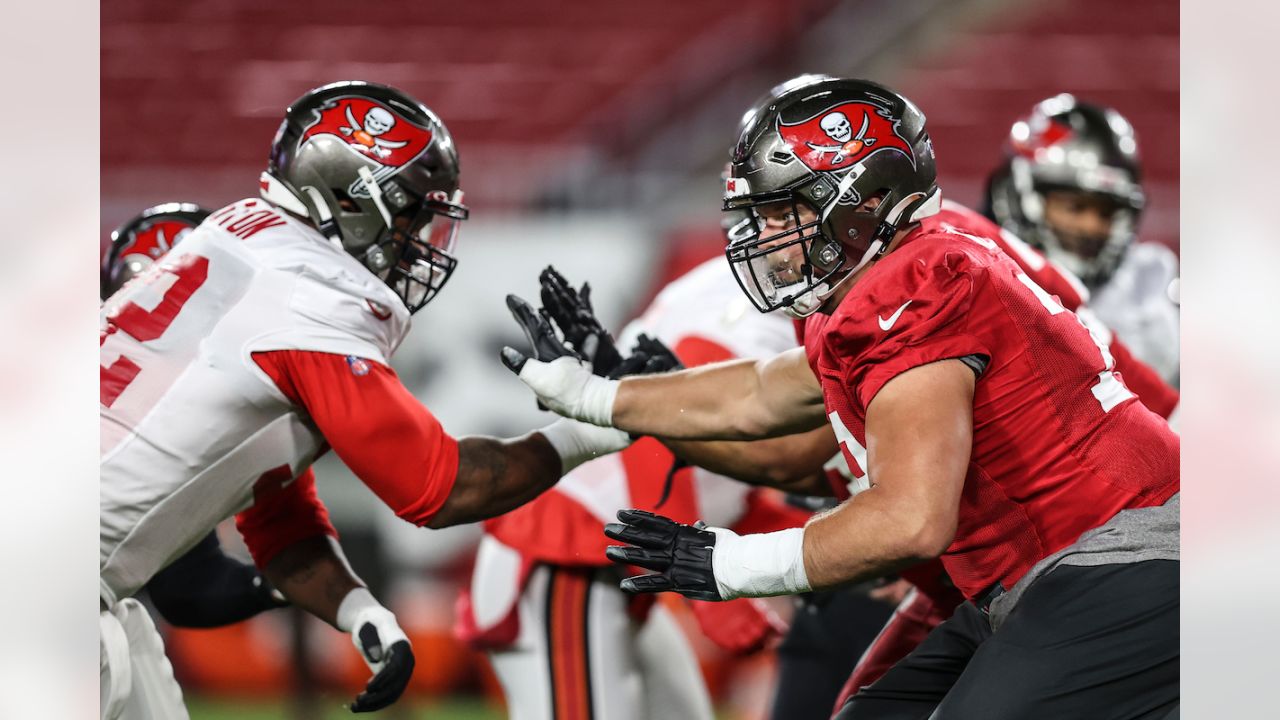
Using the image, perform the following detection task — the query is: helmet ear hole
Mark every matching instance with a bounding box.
[330,188,361,213]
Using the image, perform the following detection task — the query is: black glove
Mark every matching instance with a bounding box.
[539,265,625,376]
[608,333,685,379]
[604,509,722,601]
[350,633,415,713]
[504,293,579,368]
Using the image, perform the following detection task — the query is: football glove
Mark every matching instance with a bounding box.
[338,591,415,713]
[604,509,722,601]
[539,265,625,376]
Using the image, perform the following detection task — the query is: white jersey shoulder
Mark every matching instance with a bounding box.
[99,199,410,605]
[1090,242,1180,382]
[621,257,797,359]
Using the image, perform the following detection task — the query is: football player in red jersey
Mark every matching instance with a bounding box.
[506,77,1178,718]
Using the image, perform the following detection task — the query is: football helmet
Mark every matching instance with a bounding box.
[260,81,469,314]
[101,202,210,300]
[986,94,1144,288]
[723,77,939,317]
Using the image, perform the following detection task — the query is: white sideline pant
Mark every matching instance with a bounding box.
[479,557,713,720]
[100,599,189,720]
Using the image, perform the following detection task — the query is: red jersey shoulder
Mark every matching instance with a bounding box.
[928,202,1086,310]
[820,229,992,359]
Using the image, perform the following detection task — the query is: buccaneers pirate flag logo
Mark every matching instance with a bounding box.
[777,102,914,173]
[300,97,434,169]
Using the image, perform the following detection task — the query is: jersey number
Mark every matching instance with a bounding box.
[1015,272,1134,412]
[101,254,210,407]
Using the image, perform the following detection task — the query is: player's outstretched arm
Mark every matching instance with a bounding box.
[425,419,627,528]
[662,426,839,496]
[506,344,827,441]
[604,359,974,599]
[251,349,630,533]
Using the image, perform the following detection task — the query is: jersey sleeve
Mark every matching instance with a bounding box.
[253,349,460,527]
[235,467,337,569]
[835,242,992,410]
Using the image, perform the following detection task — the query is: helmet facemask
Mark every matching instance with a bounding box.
[352,169,468,314]
[724,176,896,317]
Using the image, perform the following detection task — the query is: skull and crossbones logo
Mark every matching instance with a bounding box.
[340,105,409,159]
[807,111,876,165]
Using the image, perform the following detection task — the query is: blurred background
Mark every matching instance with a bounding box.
[101,0,1177,717]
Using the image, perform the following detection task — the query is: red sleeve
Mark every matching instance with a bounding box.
[672,335,735,367]
[1109,337,1179,418]
[838,243,991,410]
[253,350,460,527]
[235,467,337,569]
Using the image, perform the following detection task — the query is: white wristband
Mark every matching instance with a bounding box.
[538,419,631,474]
[517,357,619,426]
[335,587,380,632]
[578,373,620,427]
[708,527,811,600]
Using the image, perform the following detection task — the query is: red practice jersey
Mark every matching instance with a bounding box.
[803,215,1179,600]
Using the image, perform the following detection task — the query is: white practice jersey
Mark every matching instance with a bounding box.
[1089,242,1180,384]
[100,199,410,605]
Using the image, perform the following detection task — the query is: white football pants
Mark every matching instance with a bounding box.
[479,556,713,720]
[100,599,189,720]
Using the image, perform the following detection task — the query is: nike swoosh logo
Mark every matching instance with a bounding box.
[878,301,912,331]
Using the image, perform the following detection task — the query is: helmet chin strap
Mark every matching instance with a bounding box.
[788,187,942,316]
[298,186,344,252]
[358,166,395,229]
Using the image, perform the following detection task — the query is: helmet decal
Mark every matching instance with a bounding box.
[299,97,434,170]
[116,219,195,263]
[1009,115,1074,159]
[777,102,915,173]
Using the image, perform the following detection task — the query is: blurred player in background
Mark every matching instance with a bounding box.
[511,77,1179,718]
[100,81,631,719]
[102,203,290,631]
[986,94,1180,384]
[459,264,816,720]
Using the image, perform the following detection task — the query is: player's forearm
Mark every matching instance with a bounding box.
[264,535,363,628]
[663,427,838,495]
[612,358,777,440]
[427,433,562,529]
[800,487,955,589]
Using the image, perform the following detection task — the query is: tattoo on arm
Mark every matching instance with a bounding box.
[427,433,562,529]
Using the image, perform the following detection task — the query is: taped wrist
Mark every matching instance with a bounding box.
[574,372,618,426]
[708,527,811,600]
[538,419,631,474]
[335,587,381,632]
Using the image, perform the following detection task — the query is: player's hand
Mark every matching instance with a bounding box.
[539,266,625,376]
[505,293,579,365]
[604,509,722,601]
[501,348,619,426]
[608,333,684,379]
[346,604,415,713]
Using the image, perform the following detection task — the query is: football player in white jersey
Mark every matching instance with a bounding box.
[100,81,629,718]
[102,203,291,631]
[985,94,1180,384]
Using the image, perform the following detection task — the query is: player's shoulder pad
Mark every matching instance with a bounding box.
[823,230,982,354]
